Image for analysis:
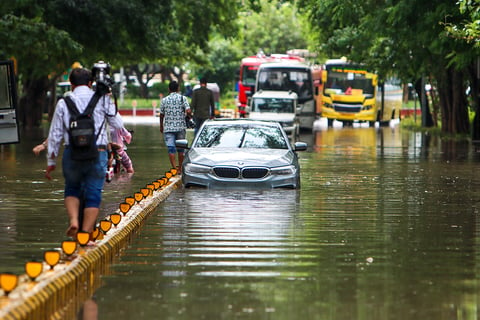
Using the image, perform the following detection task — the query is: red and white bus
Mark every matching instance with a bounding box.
[237,52,304,117]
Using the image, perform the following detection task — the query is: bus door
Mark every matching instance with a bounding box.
[0,60,20,144]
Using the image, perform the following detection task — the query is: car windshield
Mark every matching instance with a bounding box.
[194,125,288,149]
[252,98,294,113]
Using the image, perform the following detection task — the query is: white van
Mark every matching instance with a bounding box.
[247,90,300,136]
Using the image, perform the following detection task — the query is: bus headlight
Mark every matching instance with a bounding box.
[362,104,373,111]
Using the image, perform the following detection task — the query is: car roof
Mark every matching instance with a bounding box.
[204,118,282,127]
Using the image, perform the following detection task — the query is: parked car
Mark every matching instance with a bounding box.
[175,119,307,189]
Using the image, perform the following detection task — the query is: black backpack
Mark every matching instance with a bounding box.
[64,93,102,161]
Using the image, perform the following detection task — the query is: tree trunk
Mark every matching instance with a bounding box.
[452,69,469,134]
[469,61,480,141]
[414,78,434,127]
[436,67,469,135]
[19,77,50,129]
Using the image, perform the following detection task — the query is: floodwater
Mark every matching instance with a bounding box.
[2,118,480,319]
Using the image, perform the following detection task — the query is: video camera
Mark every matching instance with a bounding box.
[92,60,114,95]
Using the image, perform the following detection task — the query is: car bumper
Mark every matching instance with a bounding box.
[182,172,299,189]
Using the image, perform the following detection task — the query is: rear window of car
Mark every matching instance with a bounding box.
[194,125,288,149]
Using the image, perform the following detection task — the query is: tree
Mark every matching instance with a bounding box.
[236,0,309,56]
[444,0,480,46]
[298,0,479,135]
[192,0,312,95]
[0,0,238,127]
[189,37,243,94]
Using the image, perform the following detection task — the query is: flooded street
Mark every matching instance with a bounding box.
[2,119,480,319]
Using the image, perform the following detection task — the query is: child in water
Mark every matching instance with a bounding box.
[108,126,134,174]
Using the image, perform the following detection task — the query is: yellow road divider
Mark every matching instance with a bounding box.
[0,175,181,319]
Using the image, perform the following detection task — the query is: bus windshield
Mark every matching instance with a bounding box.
[324,66,375,98]
[241,65,259,87]
[257,68,312,102]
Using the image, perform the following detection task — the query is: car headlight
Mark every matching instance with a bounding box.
[271,165,296,175]
[185,163,211,174]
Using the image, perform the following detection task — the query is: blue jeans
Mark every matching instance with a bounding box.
[164,131,186,154]
[62,148,108,208]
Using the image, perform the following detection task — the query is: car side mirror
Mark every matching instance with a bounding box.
[175,139,189,149]
[294,141,307,151]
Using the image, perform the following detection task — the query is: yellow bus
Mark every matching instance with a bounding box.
[321,58,402,127]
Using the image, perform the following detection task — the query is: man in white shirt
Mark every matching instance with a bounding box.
[45,67,123,239]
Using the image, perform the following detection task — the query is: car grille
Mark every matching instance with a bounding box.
[242,168,269,179]
[214,167,240,178]
[213,167,269,179]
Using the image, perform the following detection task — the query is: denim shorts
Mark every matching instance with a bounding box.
[164,131,186,154]
[62,148,108,208]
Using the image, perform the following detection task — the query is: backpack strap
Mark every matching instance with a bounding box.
[64,96,80,117]
[64,93,102,117]
[83,93,102,116]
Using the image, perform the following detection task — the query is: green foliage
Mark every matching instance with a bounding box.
[236,0,309,55]
[0,14,82,78]
[219,90,237,110]
[192,37,243,94]
[148,82,170,99]
[298,0,479,135]
[1,0,239,82]
[0,0,241,127]
[193,0,312,96]
[119,98,158,109]
[444,0,480,47]
[124,82,170,100]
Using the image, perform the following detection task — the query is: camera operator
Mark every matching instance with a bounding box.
[45,64,123,241]
[92,61,114,96]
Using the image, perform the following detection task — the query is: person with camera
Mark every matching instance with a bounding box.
[45,66,123,239]
[190,77,215,136]
[159,80,191,172]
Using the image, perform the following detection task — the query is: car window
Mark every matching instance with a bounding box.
[253,98,294,113]
[195,125,288,149]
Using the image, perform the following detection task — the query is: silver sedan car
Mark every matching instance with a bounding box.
[176,119,307,189]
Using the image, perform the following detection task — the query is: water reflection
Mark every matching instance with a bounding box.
[97,124,480,319]
[181,189,300,277]
[0,124,173,274]
[3,123,480,319]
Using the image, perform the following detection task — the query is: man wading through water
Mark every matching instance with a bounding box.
[159,80,192,172]
[45,67,123,239]
[190,77,215,136]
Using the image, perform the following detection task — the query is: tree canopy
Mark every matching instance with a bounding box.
[2,0,480,136]
[298,0,480,135]
[0,0,238,126]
